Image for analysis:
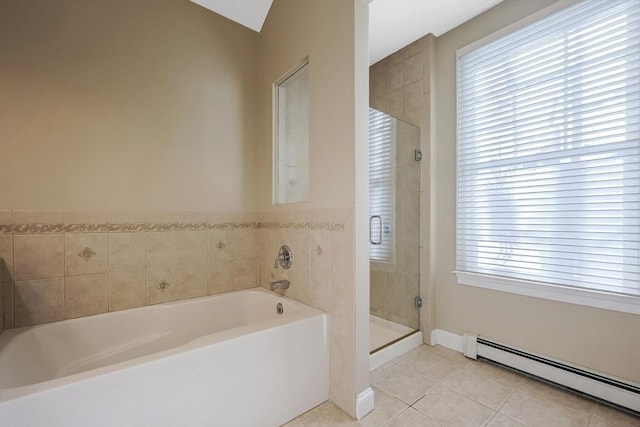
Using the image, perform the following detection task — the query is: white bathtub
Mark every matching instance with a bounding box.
[0,288,329,427]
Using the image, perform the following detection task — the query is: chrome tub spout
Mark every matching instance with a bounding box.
[270,279,290,290]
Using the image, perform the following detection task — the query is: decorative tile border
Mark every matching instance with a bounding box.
[0,220,343,234]
[257,221,344,231]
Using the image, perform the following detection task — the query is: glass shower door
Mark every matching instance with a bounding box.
[368,108,421,353]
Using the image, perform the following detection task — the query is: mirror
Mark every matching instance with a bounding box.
[274,60,309,204]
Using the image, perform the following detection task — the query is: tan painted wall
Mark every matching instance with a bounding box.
[257,0,359,212]
[258,0,370,416]
[0,0,259,212]
[433,0,640,383]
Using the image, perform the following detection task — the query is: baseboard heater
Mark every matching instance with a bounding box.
[463,333,640,413]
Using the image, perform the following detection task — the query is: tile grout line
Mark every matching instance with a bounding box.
[495,375,524,415]
[585,401,597,427]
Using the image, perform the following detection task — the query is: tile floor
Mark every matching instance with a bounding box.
[284,344,640,427]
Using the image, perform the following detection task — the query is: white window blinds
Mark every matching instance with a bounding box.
[456,0,640,303]
[369,108,395,263]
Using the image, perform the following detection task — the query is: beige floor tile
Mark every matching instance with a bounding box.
[396,346,464,383]
[486,413,527,427]
[500,386,591,427]
[413,386,496,426]
[285,401,359,427]
[371,360,436,405]
[440,363,520,409]
[422,344,472,365]
[519,377,594,412]
[359,387,407,427]
[465,361,523,388]
[588,404,640,427]
[383,407,442,426]
[284,418,306,427]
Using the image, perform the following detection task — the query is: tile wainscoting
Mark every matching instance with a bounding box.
[0,210,345,332]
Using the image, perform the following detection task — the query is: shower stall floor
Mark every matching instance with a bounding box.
[370,315,414,353]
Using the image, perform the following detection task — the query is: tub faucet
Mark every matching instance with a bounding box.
[269,279,290,291]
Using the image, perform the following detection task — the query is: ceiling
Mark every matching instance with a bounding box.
[190,0,503,65]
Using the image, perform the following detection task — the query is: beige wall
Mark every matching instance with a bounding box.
[0,0,259,212]
[433,0,640,383]
[258,1,360,212]
[258,0,370,417]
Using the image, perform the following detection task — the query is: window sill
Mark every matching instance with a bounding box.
[455,271,640,315]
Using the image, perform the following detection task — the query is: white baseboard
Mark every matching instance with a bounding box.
[430,329,464,353]
[355,387,374,420]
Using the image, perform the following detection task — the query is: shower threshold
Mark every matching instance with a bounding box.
[369,315,422,370]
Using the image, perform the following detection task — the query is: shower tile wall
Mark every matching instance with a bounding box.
[369,34,435,337]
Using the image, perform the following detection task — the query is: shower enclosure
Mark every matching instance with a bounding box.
[368,108,421,353]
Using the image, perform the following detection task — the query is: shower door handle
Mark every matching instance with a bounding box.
[369,215,383,245]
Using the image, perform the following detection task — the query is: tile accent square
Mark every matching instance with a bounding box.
[14,277,65,327]
[14,234,64,281]
[146,268,178,305]
[65,273,108,319]
[209,230,233,261]
[65,233,108,276]
[109,270,145,311]
[309,231,331,312]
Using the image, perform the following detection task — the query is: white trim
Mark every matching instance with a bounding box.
[455,271,640,315]
[369,331,422,371]
[430,329,464,353]
[463,333,478,360]
[355,387,375,420]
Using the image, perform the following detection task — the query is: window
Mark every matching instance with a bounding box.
[456,0,639,313]
[369,108,395,263]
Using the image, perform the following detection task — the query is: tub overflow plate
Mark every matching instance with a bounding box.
[276,303,284,315]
